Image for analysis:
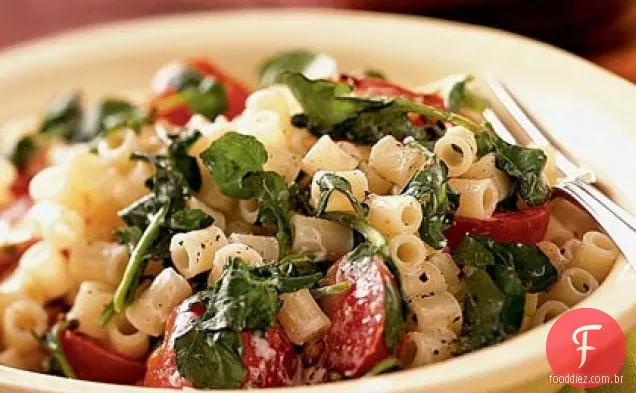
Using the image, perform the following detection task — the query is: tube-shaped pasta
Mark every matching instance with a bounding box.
[187,197,226,231]
[0,156,17,205]
[107,314,150,359]
[302,135,359,176]
[399,327,457,368]
[409,292,462,334]
[289,129,317,156]
[541,267,599,306]
[264,145,302,183]
[562,238,582,262]
[2,299,48,352]
[429,252,463,299]
[19,241,73,302]
[97,129,137,170]
[68,241,128,286]
[388,234,434,271]
[400,261,448,301]
[550,198,598,238]
[208,244,264,285]
[532,300,569,327]
[366,195,422,238]
[238,199,259,224]
[245,85,302,132]
[310,170,368,214]
[369,136,424,186]
[196,159,237,213]
[543,216,574,247]
[66,281,114,341]
[520,293,539,332]
[336,141,371,161]
[290,214,353,259]
[278,289,331,345]
[228,233,279,263]
[448,178,498,220]
[359,161,393,195]
[66,151,114,204]
[112,161,155,207]
[170,225,228,279]
[29,166,88,214]
[0,348,45,371]
[27,200,85,249]
[235,110,289,149]
[433,126,477,177]
[125,268,192,337]
[461,154,511,201]
[537,241,568,274]
[571,231,619,281]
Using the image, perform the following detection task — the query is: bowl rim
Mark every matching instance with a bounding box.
[0,8,635,393]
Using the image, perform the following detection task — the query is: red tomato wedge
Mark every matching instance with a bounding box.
[324,254,397,378]
[61,331,146,385]
[340,75,445,109]
[144,296,298,389]
[151,58,250,126]
[444,203,551,251]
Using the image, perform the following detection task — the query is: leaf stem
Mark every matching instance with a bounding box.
[323,213,387,255]
[113,203,169,312]
[310,281,352,299]
[395,98,487,134]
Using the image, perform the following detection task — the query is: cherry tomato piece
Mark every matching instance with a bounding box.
[341,75,445,109]
[444,204,551,251]
[324,254,397,378]
[61,331,146,385]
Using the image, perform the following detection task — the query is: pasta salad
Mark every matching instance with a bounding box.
[0,51,621,388]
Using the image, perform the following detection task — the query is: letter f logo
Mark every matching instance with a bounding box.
[572,324,603,368]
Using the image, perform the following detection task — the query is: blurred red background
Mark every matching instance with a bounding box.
[1,0,635,82]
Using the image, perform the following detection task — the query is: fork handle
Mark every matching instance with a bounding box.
[556,179,636,265]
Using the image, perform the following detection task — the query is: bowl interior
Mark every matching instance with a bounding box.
[0,9,635,393]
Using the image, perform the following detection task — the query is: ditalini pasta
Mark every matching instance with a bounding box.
[0,51,619,388]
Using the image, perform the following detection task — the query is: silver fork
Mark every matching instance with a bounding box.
[482,75,636,269]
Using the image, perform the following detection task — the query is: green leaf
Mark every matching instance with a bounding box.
[314,172,368,218]
[456,268,506,354]
[258,50,320,86]
[365,357,400,376]
[37,320,78,378]
[39,90,82,140]
[156,75,228,121]
[443,75,488,113]
[9,136,39,170]
[490,264,526,334]
[453,236,495,268]
[199,258,280,332]
[362,68,387,80]
[502,243,558,293]
[310,281,352,299]
[174,328,247,390]
[401,153,458,249]
[383,277,404,351]
[169,208,214,231]
[199,132,268,199]
[79,98,147,141]
[474,130,550,206]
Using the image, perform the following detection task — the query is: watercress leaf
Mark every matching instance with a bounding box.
[37,319,79,379]
[501,243,557,293]
[246,171,293,258]
[179,78,228,121]
[362,68,387,80]
[79,99,146,141]
[490,264,526,334]
[314,172,368,218]
[115,226,143,249]
[199,132,268,199]
[383,277,404,350]
[39,90,82,140]
[174,328,246,390]
[169,208,214,231]
[456,268,506,354]
[118,193,161,228]
[9,136,39,170]
[199,258,279,332]
[167,129,203,192]
[258,50,320,86]
[474,130,550,206]
[453,236,495,267]
[168,67,206,91]
[401,154,458,249]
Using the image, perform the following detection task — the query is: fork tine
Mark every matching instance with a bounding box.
[481,74,593,182]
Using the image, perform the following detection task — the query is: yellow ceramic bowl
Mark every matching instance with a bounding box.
[0,9,635,393]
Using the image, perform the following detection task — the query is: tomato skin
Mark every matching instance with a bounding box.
[341,75,445,109]
[61,331,146,385]
[144,296,298,389]
[324,254,396,378]
[444,204,551,251]
[151,58,250,126]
